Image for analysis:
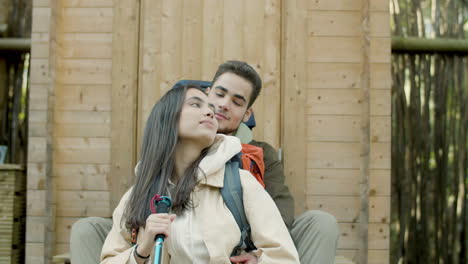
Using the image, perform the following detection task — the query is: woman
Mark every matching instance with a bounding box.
[100,84,299,264]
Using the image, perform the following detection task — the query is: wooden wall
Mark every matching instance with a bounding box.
[27,0,391,263]
[281,1,391,262]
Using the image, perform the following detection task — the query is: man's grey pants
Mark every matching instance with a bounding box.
[70,210,339,264]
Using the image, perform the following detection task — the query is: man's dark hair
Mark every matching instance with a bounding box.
[211,60,262,108]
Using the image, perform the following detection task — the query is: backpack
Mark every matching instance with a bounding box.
[221,153,258,257]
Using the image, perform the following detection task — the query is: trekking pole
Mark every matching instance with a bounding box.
[151,196,172,264]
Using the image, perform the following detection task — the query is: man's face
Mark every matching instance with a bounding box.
[208,72,253,135]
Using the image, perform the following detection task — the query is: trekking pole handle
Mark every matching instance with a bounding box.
[152,196,172,264]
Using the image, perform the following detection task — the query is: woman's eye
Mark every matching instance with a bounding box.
[216,93,224,97]
[191,102,201,107]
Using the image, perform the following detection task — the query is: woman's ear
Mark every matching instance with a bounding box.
[205,87,211,94]
[242,108,253,122]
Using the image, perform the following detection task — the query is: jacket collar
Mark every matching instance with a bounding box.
[197,134,241,188]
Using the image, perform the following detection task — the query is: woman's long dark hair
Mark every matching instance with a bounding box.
[123,84,209,230]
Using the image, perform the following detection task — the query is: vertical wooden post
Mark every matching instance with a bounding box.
[110,0,140,210]
[45,0,59,262]
[281,0,308,215]
[359,0,371,263]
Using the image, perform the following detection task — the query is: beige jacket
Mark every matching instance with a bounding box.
[100,135,299,264]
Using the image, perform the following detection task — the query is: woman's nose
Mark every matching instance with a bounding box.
[205,108,214,118]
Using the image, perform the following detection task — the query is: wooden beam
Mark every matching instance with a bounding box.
[359,0,371,263]
[281,0,308,216]
[0,38,31,51]
[110,0,140,211]
[392,37,468,54]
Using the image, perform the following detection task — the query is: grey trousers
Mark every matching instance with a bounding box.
[70,211,339,264]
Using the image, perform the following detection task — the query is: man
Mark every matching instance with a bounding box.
[206,60,339,264]
[70,60,339,264]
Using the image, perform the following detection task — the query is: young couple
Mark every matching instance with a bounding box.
[71,61,339,264]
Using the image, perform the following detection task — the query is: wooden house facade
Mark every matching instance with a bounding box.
[28,0,391,263]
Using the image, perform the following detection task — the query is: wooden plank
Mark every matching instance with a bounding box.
[370,12,390,37]
[223,0,243,60]
[29,110,47,124]
[30,59,50,84]
[56,191,111,217]
[29,123,48,138]
[55,164,110,191]
[32,7,51,33]
[62,33,112,58]
[55,217,79,243]
[26,216,47,243]
[281,0,308,215]
[54,137,110,164]
[254,0,281,147]
[31,32,50,59]
[27,190,46,216]
[160,0,182,90]
[336,250,389,264]
[29,85,49,110]
[308,11,388,37]
[137,0,162,154]
[25,243,45,263]
[370,142,390,169]
[306,195,390,223]
[370,63,391,90]
[308,0,361,11]
[338,223,389,250]
[55,111,110,124]
[27,163,46,190]
[55,85,111,111]
[370,116,390,143]
[306,89,390,116]
[370,90,391,115]
[308,0,389,11]
[110,0,139,211]
[308,142,360,169]
[307,169,391,196]
[61,8,113,33]
[309,37,361,63]
[370,37,391,63]
[308,115,362,142]
[57,59,112,85]
[28,137,47,163]
[360,1,372,260]
[370,0,390,11]
[62,0,113,7]
[307,142,390,169]
[55,124,110,138]
[33,0,51,7]
[308,11,361,37]
[181,0,202,78]
[201,0,223,80]
[307,115,390,143]
[307,62,361,89]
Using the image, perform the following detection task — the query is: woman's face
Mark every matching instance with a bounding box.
[178,88,218,147]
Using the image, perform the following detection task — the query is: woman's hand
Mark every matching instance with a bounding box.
[229,252,258,264]
[136,213,176,257]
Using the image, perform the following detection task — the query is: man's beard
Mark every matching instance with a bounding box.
[216,126,237,135]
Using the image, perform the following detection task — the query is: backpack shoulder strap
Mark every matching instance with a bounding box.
[221,153,257,257]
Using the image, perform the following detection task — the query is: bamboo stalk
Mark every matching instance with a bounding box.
[392,37,468,54]
[0,38,30,51]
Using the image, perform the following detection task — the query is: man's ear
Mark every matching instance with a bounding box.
[242,108,253,122]
[205,87,211,94]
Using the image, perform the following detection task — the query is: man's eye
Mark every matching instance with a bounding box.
[216,93,224,97]
[233,100,242,106]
